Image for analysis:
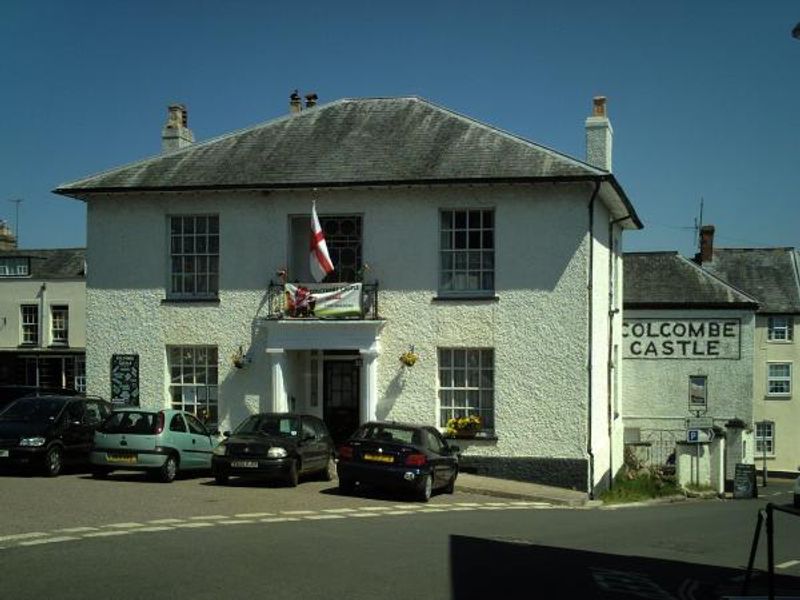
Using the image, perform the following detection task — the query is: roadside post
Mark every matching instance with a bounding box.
[686,416,714,487]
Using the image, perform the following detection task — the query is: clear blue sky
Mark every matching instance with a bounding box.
[1,0,798,256]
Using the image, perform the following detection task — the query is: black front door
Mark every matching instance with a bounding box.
[323,360,360,443]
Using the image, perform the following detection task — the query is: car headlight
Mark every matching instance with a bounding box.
[19,437,46,447]
[212,444,228,456]
[267,447,287,458]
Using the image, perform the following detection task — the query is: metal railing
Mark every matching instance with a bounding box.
[266,281,380,320]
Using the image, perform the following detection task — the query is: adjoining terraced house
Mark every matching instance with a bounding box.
[54,94,642,494]
[0,222,87,393]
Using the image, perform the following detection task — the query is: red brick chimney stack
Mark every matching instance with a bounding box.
[698,225,715,264]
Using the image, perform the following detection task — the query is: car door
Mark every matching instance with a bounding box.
[167,413,194,469]
[82,400,108,460]
[424,427,453,488]
[62,400,91,462]
[184,413,213,470]
[300,417,325,473]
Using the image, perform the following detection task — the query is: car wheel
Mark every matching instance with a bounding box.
[443,469,457,494]
[159,454,179,483]
[91,468,111,479]
[43,446,63,477]
[214,472,229,485]
[416,473,433,502]
[338,476,355,495]
[320,454,337,482]
[286,459,299,487]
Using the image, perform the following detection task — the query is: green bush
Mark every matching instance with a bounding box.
[600,470,682,505]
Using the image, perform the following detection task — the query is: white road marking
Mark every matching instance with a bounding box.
[18,536,78,546]
[322,508,357,513]
[359,506,392,511]
[448,507,477,511]
[776,560,800,570]
[260,517,301,523]
[281,510,317,515]
[189,515,227,520]
[393,504,419,509]
[57,527,99,533]
[217,520,255,525]
[485,502,510,506]
[103,522,144,529]
[418,508,446,513]
[385,510,413,515]
[455,502,481,506]
[304,515,347,520]
[83,530,133,538]
[132,526,173,533]
[0,532,48,542]
[148,518,185,525]
[173,522,216,529]
[349,513,380,518]
[234,513,274,518]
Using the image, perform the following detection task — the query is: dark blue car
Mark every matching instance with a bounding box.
[336,421,460,502]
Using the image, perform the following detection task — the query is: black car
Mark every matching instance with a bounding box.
[336,421,460,502]
[0,395,113,476]
[212,413,335,487]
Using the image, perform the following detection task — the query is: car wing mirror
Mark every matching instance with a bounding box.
[222,431,231,438]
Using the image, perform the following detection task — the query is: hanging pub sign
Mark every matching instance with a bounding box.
[285,283,362,318]
[622,318,740,359]
[110,354,140,406]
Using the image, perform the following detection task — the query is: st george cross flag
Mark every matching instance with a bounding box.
[310,202,334,282]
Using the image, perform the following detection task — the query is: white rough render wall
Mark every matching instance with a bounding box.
[86,183,606,461]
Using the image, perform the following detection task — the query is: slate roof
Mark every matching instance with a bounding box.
[0,248,86,279]
[623,252,758,309]
[701,248,800,314]
[53,97,641,228]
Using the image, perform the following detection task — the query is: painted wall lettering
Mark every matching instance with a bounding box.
[622,319,740,360]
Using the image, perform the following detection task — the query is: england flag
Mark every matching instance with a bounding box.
[310,202,334,282]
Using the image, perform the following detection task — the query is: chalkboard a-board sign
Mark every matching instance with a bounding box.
[111,354,140,406]
[733,463,757,499]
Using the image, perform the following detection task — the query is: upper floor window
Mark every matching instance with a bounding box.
[0,258,29,277]
[767,362,792,397]
[50,305,69,345]
[169,215,219,299]
[290,215,362,283]
[439,209,494,295]
[20,304,38,345]
[767,317,793,342]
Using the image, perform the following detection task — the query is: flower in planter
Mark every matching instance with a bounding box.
[445,415,482,438]
[399,346,419,367]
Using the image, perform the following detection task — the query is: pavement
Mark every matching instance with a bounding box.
[456,472,589,506]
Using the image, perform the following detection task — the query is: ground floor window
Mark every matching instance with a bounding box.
[755,421,774,456]
[6,354,83,390]
[168,346,219,426]
[437,348,494,431]
[766,363,791,396]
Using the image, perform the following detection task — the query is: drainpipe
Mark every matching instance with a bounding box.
[586,180,601,498]
[606,214,633,491]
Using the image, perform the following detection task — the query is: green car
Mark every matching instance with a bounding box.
[90,408,217,483]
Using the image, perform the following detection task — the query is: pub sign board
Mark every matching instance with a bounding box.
[110,354,140,406]
[623,318,741,360]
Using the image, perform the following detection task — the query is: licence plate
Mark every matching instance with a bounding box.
[107,453,137,464]
[363,453,394,464]
[231,460,259,468]
[0,450,8,458]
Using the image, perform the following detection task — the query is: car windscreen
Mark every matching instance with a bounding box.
[99,411,158,434]
[355,424,419,445]
[0,397,67,421]
[234,415,300,438]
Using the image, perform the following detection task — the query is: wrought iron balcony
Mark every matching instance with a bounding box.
[266,281,380,320]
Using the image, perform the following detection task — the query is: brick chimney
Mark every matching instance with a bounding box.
[696,225,715,264]
[161,104,194,152]
[0,220,16,250]
[289,90,302,114]
[585,96,613,172]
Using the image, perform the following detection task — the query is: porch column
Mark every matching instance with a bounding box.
[266,348,289,413]
[359,349,379,423]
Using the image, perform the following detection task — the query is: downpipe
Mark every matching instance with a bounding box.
[586,180,600,499]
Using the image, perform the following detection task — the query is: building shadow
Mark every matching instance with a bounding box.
[449,535,800,599]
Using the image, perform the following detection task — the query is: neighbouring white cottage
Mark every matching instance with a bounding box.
[54,95,642,494]
[622,251,758,486]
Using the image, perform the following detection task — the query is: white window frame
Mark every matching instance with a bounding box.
[169,215,219,299]
[167,346,219,425]
[766,362,792,397]
[437,348,494,431]
[0,258,29,277]
[20,304,38,345]
[755,421,775,456]
[767,316,793,342]
[50,305,69,346]
[439,209,494,296]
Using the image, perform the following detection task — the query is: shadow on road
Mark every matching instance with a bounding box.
[449,536,800,599]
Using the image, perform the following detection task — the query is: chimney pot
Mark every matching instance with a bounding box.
[290,90,302,114]
[592,96,607,117]
[304,93,318,108]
